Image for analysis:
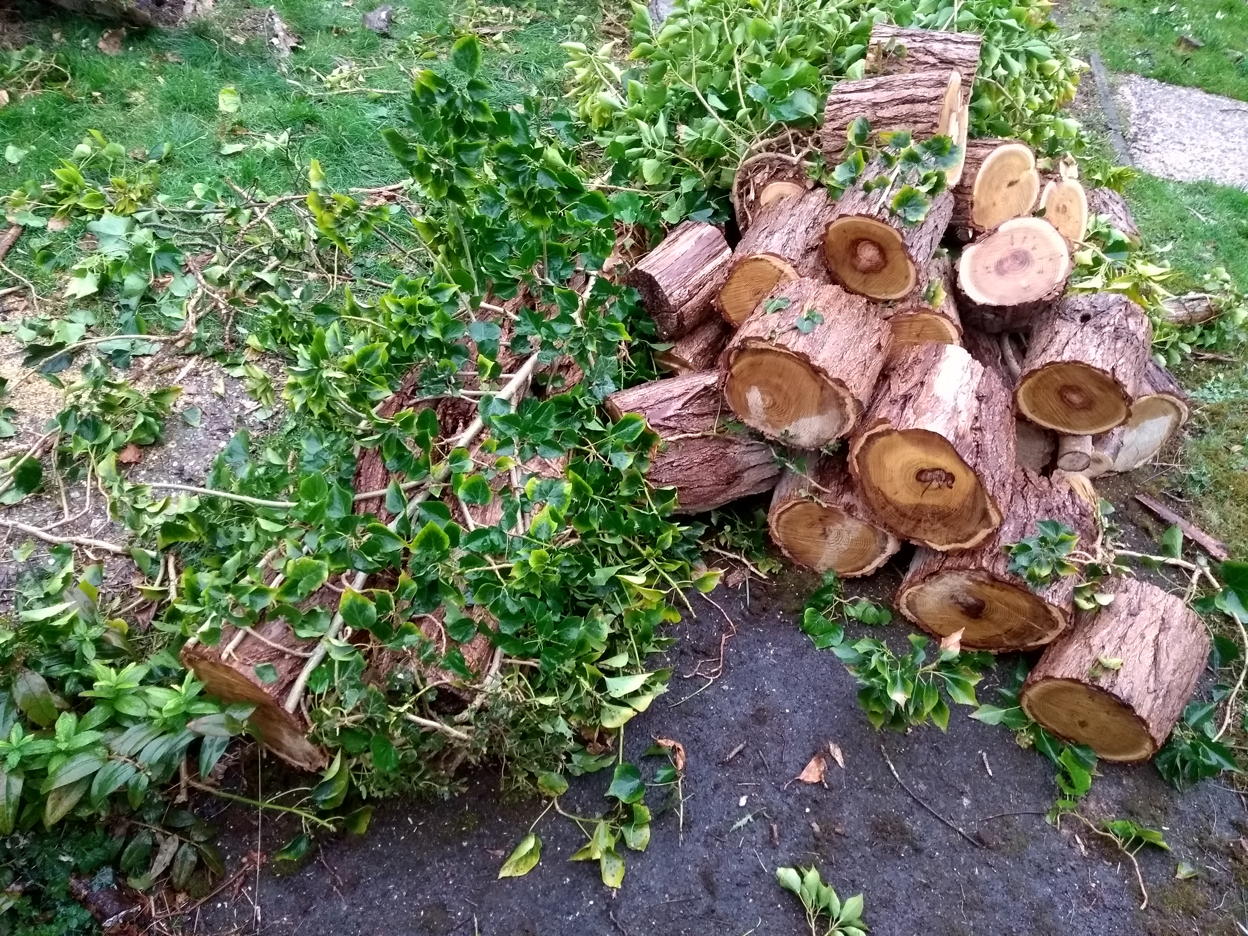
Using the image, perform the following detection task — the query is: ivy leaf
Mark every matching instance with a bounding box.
[450,36,483,77]
[338,589,377,632]
[253,663,279,685]
[217,86,241,114]
[498,833,541,878]
[276,557,330,603]
[890,185,930,225]
[847,116,871,146]
[606,763,645,804]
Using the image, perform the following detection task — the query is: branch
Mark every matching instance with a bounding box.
[0,518,128,555]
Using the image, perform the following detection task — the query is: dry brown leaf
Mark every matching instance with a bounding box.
[97,29,126,56]
[940,628,965,656]
[654,737,686,772]
[117,444,143,465]
[795,753,827,785]
[47,216,70,233]
[826,742,845,769]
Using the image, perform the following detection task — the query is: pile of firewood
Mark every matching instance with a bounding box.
[609,24,1208,765]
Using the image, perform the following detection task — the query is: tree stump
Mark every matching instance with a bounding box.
[1021,577,1210,761]
[716,187,835,325]
[1088,360,1189,476]
[1086,187,1141,244]
[1016,293,1152,435]
[723,279,891,448]
[1039,176,1089,244]
[884,254,963,348]
[898,470,1098,651]
[605,372,781,513]
[626,221,732,338]
[949,139,1041,235]
[655,318,731,375]
[820,69,962,158]
[850,343,1014,551]
[956,217,1071,332]
[768,456,900,577]
[823,171,955,301]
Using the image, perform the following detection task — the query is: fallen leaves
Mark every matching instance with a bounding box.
[97,29,126,56]
[794,753,827,786]
[939,627,965,656]
[267,9,301,59]
[117,444,143,465]
[653,737,686,772]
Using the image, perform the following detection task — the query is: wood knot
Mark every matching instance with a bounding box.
[851,238,886,274]
[1058,384,1091,409]
[993,249,1031,276]
[915,467,955,488]
[954,594,987,619]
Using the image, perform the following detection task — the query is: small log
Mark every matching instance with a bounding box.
[1055,435,1093,472]
[884,254,963,348]
[1161,292,1217,326]
[949,140,1041,235]
[823,169,955,300]
[768,456,900,577]
[820,70,962,158]
[716,187,835,326]
[956,217,1071,332]
[962,329,1056,473]
[1134,493,1229,562]
[866,24,983,89]
[1016,293,1152,435]
[1085,187,1140,244]
[626,221,732,339]
[1021,576,1210,762]
[899,470,1098,651]
[605,372,781,513]
[723,279,891,447]
[850,342,1014,551]
[1089,360,1189,476]
[1039,176,1089,244]
[731,150,815,234]
[655,318,731,375]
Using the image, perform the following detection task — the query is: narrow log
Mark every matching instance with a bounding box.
[655,318,731,375]
[626,221,731,338]
[1088,360,1189,476]
[962,329,1055,473]
[731,150,815,234]
[1021,576,1210,762]
[605,372,781,513]
[1086,186,1140,244]
[723,279,891,447]
[1161,292,1217,326]
[899,470,1098,651]
[768,457,900,577]
[717,187,835,325]
[885,254,962,348]
[1039,176,1089,244]
[1134,493,1229,561]
[1055,435,1093,472]
[820,69,961,157]
[823,170,955,300]
[1016,293,1152,435]
[866,24,983,89]
[850,343,1014,551]
[949,140,1041,235]
[956,217,1072,332]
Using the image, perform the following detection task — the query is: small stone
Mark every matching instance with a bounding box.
[362,4,395,35]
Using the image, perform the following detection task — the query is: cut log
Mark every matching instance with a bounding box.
[1021,576,1210,762]
[768,457,900,577]
[849,342,1014,551]
[1089,359,1189,476]
[884,254,963,348]
[1016,293,1152,435]
[956,217,1072,332]
[823,173,955,300]
[605,371,781,512]
[866,25,983,90]
[716,187,835,326]
[1039,176,1089,244]
[961,329,1056,473]
[723,279,891,447]
[1055,435,1093,472]
[626,221,732,339]
[949,140,1041,235]
[731,150,815,234]
[1086,187,1140,244]
[899,470,1098,651]
[1161,292,1217,326]
[655,318,731,375]
[820,69,962,156]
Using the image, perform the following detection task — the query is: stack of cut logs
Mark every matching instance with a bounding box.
[609,24,1208,765]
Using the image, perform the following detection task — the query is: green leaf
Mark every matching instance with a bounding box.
[13,668,59,727]
[603,672,650,698]
[606,763,645,804]
[217,86,241,114]
[43,776,89,826]
[5,144,28,165]
[338,589,377,632]
[276,557,330,602]
[253,663,279,684]
[181,406,203,427]
[0,768,22,835]
[1160,524,1183,559]
[498,833,541,878]
[599,848,625,889]
[536,772,568,797]
[450,36,483,76]
[890,185,931,224]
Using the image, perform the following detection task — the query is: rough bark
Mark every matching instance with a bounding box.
[899,470,1098,651]
[1088,359,1189,476]
[956,217,1072,332]
[866,25,983,88]
[823,170,955,300]
[655,318,731,375]
[849,342,1015,551]
[768,456,900,577]
[1039,176,1089,244]
[820,70,961,158]
[1016,293,1153,434]
[1085,187,1140,244]
[606,372,781,513]
[949,139,1041,234]
[627,221,732,338]
[884,254,963,348]
[723,279,891,448]
[962,329,1056,473]
[1021,576,1210,762]
[717,187,835,325]
[731,151,816,234]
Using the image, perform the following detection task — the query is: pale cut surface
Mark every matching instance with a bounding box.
[900,570,1066,651]
[1021,679,1155,761]
[824,217,916,300]
[1112,395,1185,470]
[958,217,1070,306]
[771,500,896,576]
[970,143,1040,230]
[719,255,797,325]
[1040,178,1089,243]
[759,180,805,208]
[889,312,961,346]
[1016,361,1130,434]
[945,100,970,188]
[724,348,851,448]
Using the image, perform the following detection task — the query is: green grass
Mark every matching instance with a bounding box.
[1122,174,1248,287]
[1071,0,1248,102]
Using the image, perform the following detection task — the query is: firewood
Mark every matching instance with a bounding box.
[768,456,900,577]
[850,342,1014,551]
[1021,576,1209,761]
[949,139,1041,235]
[962,329,1056,473]
[731,150,815,234]
[1088,360,1189,476]
[716,187,835,326]
[723,278,890,447]
[820,69,962,158]
[1086,187,1141,244]
[626,220,731,338]
[1055,435,1093,472]
[866,25,983,90]
[899,470,1098,651]
[884,254,962,348]
[1161,292,1217,326]
[823,171,955,301]
[655,317,731,375]
[956,217,1071,332]
[605,371,781,513]
[1016,293,1152,435]
[1039,175,1089,244]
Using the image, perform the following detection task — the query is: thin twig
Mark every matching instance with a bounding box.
[879,745,983,849]
[0,518,127,555]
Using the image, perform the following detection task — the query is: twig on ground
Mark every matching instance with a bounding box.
[0,517,128,555]
[879,744,983,849]
[0,225,21,262]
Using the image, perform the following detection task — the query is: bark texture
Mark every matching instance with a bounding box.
[1021,577,1210,761]
[655,318,731,375]
[956,217,1072,332]
[606,372,781,513]
[627,221,732,338]
[1087,186,1140,243]
[723,279,891,447]
[962,330,1056,473]
[866,25,983,87]
[820,70,960,155]
[731,151,816,233]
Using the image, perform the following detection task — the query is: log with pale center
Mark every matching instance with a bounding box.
[956,216,1071,332]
